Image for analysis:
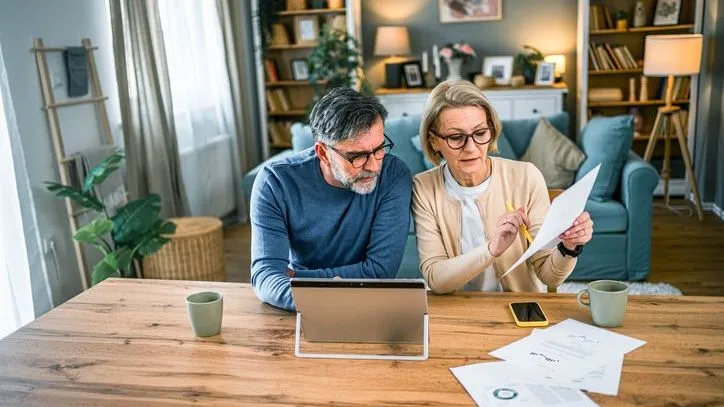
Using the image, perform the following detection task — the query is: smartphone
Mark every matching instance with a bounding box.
[508,302,549,327]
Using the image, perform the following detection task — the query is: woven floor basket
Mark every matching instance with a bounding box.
[142,217,225,281]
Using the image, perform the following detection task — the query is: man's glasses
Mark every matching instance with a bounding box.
[431,128,492,150]
[326,134,395,168]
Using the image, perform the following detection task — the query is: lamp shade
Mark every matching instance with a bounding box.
[544,54,566,76]
[373,26,410,57]
[644,34,703,76]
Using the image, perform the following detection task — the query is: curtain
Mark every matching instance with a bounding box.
[0,42,35,339]
[110,0,189,218]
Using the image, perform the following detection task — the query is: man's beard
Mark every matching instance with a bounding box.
[329,158,380,195]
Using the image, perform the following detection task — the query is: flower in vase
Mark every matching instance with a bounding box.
[439,41,476,63]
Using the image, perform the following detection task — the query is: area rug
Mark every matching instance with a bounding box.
[558,281,683,296]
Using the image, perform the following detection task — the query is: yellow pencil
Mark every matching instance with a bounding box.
[506,201,533,245]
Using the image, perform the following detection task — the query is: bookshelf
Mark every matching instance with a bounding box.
[576,0,704,194]
[252,1,361,158]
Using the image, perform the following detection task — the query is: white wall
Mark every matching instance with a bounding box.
[0,0,121,315]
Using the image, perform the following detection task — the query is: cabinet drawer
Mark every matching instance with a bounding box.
[513,97,558,119]
[377,95,428,119]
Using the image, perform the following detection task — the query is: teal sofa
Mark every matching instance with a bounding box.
[243,112,659,282]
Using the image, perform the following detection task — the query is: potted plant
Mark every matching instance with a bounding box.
[307,25,371,113]
[514,45,544,84]
[615,10,629,30]
[45,149,176,285]
[439,42,476,81]
[257,0,285,53]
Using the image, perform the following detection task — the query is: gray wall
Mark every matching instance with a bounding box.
[0,0,122,315]
[693,0,724,209]
[361,0,579,130]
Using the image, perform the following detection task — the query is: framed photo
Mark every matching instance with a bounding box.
[482,56,514,85]
[439,0,502,23]
[653,0,681,26]
[290,59,309,81]
[403,62,424,88]
[294,16,318,45]
[534,62,555,86]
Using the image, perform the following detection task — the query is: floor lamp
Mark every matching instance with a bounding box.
[642,34,704,220]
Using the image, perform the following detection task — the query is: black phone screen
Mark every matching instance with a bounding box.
[510,302,547,322]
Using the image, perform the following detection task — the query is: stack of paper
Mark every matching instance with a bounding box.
[451,319,646,406]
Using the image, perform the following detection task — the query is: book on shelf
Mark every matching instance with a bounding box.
[264,59,279,82]
[589,42,637,71]
[603,6,613,30]
[265,90,280,112]
[273,88,291,112]
[590,4,614,30]
[589,48,600,71]
[268,121,285,145]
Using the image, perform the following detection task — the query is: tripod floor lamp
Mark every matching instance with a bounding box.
[642,34,704,220]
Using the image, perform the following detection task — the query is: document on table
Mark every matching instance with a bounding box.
[450,361,598,407]
[500,164,601,280]
[489,319,645,381]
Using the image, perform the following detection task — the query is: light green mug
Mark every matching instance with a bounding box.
[186,291,223,337]
[576,280,629,327]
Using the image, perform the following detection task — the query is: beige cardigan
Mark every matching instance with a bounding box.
[411,157,577,294]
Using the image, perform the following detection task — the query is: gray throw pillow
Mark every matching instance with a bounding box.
[520,118,586,189]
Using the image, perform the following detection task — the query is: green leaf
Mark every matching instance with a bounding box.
[74,217,113,245]
[111,194,161,244]
[136,220,176,257]
[45,182,104,212]
[83,149,125,193]
[92,252,120,285]
[116,247,135,278]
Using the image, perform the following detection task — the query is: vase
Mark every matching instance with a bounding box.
[445,58,463,81]
[327,0,344,8]
[633,1,646,27]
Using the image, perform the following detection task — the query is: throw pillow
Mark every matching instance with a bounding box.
[520,118,586,189]
[575,115,634,202]
[410,135,436,170]
[491,131,518,160]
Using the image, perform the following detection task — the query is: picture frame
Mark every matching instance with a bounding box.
[290,59,310,81]
[653,0,681,26]
[403,61,424,88]
[534,62,555,86]
[482,56,514,85]
[294,16,319,45]
[439,0,502,23]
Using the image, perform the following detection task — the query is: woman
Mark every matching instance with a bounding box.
[412,80,593,294]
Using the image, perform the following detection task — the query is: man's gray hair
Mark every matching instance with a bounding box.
[309,87,388,145]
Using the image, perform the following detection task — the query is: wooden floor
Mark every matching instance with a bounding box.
[224,199,724,296]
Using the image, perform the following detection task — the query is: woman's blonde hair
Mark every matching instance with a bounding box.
[419,80,503,166]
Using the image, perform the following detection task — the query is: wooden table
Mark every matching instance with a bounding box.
[1,279,722,406]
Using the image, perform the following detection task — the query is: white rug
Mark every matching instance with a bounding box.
[558,281,683,296]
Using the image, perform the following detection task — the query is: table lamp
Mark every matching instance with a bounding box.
[642,34,703,220]
[544,54,566,82]
[374,26,410,89]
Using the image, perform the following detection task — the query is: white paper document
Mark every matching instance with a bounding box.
[451,361,598,407]
[490,319,645,388]
[500,164,602,280]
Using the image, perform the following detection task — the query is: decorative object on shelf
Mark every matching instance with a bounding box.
[588,88,624,102]
[629,77,636,101]
[286,0,306,10]
[439,0,502,23]
[514,45,544,84]
[270,23,290,46]
[45,149,176,286]
[439,42,476,81]
[328,0,344,8]
[639,75,649,101]
[534,62,555,85]
[643,34,704,219]
[258,0,286,51]
[629,107,644,136]
[328,15,346,32]
[473,74,496,89]
[373,26,410,88]
[653,0,681,26]
[403,61,424,88]
[294,16,319,45]
[614,10,629,30]
[543,54,566,82]
[510,75,525,88]
[310,0,326,9]
[633,1,647,27]
[483,55,514,85]
[290,59,310,80]
[432,44,441,82]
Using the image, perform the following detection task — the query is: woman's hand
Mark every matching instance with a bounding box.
[488,208,531,257]
[559,211,593,250]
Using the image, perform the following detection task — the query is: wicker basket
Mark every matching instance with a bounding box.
[142,217,225,281]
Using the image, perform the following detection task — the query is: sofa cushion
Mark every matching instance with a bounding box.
[501,112,569,158]
[520,118,585,188]
[489,131,517,160]
[290,122,314,152]
[584,199,628,233]
[410,135,436,170]
[576,115,634,202]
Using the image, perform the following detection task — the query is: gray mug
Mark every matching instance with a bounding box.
[186,291,223,337]
[577,280,629,327]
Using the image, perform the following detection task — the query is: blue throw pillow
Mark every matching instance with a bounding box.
[501,112,569,158]
[410,135,436,170]
[491,132,517,160]
[290,122,314,152]
[576,115,634,201]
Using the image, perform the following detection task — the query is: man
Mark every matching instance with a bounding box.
[250,87,412,311]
